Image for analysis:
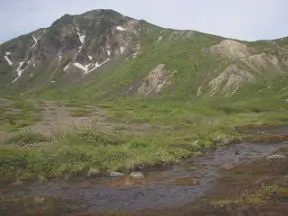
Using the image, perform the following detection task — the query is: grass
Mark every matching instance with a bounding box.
[212,185,288,207]
[5,131,49,146]
[70,108,93,117]
[0,97,42,132]
[0,91,287,182]
[0,94,287,182]
[0,120,232,182]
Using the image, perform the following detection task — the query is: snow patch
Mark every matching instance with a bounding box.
[79,35,86,44]
[5,52,11,56]
[17,61,26,77]
[73,62,91,73]
[120,46,125,54]
[12,61,27,83]
[88,55,93,61]
[76,28,86,53]
[107,50,111,57]
[31,35,38,49]
[74,58,110,74]
[98,58,110,67]
[116,26,126,31]
[11,77,19,83]
[87,58,110,74]
[197,86,202,97]
[58,50,62,62]
[157,36,163,43]
[4,56,13,66]
[63,63,71,72]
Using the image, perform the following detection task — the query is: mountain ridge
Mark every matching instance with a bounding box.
[0,9,287,102]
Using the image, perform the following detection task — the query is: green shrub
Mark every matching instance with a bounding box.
[129,140,149,149]
[65,130,123,146]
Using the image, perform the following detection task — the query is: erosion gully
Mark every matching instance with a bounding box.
[0,126,287,215]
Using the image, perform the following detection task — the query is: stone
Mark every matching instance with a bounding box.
[109,171,124,177]
[87,168,100,177]
[266,154,286,160]
[64,174,72,180]
[223,164,234,170]
[12,180,23,186]
[129,172,144,179]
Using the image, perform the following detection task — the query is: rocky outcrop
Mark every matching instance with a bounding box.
[137,64,175,96]
[208,39,253,59]
[209,65,255,97]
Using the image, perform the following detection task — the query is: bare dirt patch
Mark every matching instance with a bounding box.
[21,101,107,137]
[21,101,152,138]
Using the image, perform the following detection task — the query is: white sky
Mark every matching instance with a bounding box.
[0,0,287,43]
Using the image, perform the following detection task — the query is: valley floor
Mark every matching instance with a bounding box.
[0,97,288,215]
[0,127,287,216]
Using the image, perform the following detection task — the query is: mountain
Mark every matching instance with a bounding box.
[0,9,287,102]
[1,9,288,195]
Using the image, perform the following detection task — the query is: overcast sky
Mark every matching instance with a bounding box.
[0,0,287,43]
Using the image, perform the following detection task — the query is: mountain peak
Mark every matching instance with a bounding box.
[0,9,287,99]
[0,9,142,88]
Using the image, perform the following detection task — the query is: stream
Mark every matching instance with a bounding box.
[0,141,284,214]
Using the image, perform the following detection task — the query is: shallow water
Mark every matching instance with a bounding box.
[0,142,283,214]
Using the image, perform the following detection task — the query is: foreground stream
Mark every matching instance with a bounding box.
[0,139,284,215]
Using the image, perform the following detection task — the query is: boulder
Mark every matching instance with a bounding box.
[87,168,100,177]
[12,180,23,186]
[109,171,125,177]
[130,172,144,179]
[266,154,286,160]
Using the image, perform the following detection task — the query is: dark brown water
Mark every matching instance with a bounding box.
[0,142,283,214]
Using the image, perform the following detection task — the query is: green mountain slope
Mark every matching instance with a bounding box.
[38,28,288,108]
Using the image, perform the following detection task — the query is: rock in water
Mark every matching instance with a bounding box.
[109,171,125,177]
[87,168,100,177]
[266,154,286,160]
[130,172,144,179]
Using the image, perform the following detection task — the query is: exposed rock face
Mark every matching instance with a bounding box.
[208,40,282,71]
[209,65,255,97]
[242,53,281,72]
[202,38,288,96]
[208,39,253,59]
[137,64,175,96]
